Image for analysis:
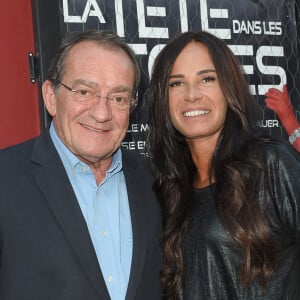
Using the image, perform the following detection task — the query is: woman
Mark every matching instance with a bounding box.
[146,31,300,299]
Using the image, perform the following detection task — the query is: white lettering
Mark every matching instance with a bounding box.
[82,0,105,23]
[263,21,282,35]
[121,141,146,150]
[228,45,255,95]
[136,1,169,38]
[137,141,145,150]
[62,0,105,23]
[140,123,149,132]
[232,20,262,35]
[121,141,136,150]
[232,20,282,36]
[200,0,231,39]
[179,0,188,32]
[257,120,279,128]
[63,0,82,23]
[115,0,125,37]
[126,123,149,133]
[256,46,286,94]
[148,44,166,77]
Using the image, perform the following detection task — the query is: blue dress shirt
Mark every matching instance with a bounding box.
[50,123,133,300]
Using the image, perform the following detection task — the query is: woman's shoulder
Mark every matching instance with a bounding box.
[245,135,300,169]
[259,136,298,156]
[243,135,297,154]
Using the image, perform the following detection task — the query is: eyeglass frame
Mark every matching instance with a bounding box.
[58,81,137,111]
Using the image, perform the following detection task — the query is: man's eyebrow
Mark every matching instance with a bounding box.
[169,69,216,79]
[71,80,131,93]
[72,79,99,88]
[109,86,131,93]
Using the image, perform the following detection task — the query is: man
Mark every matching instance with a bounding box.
[0,30,162,300]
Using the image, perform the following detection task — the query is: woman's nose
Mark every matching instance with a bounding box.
[183,84,203,102]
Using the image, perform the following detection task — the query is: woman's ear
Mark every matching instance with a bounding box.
[42,80,57,117]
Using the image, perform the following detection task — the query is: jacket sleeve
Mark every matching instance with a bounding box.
[264,142,300,241]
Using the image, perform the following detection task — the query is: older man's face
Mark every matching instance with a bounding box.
[44,41,135,166]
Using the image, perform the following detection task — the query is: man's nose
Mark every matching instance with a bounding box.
[88,97,112,122]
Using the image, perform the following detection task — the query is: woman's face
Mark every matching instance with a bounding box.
[168,42,228,146]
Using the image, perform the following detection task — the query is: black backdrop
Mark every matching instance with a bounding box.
[32,0,300,152]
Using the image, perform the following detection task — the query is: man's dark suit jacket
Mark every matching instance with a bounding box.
[0,131,162,300]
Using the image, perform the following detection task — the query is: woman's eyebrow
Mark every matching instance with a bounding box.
[169,69,216,79]
[196,69,216,75]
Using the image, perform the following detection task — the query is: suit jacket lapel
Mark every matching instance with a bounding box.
[31,132,110,299]
[122,151,148,300]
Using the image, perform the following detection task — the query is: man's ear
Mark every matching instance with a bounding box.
[42,80,57,117]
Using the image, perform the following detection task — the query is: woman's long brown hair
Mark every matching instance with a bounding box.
[147,31,276,299]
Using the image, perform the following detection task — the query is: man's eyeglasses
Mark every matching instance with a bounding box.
[59,82,136,111]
